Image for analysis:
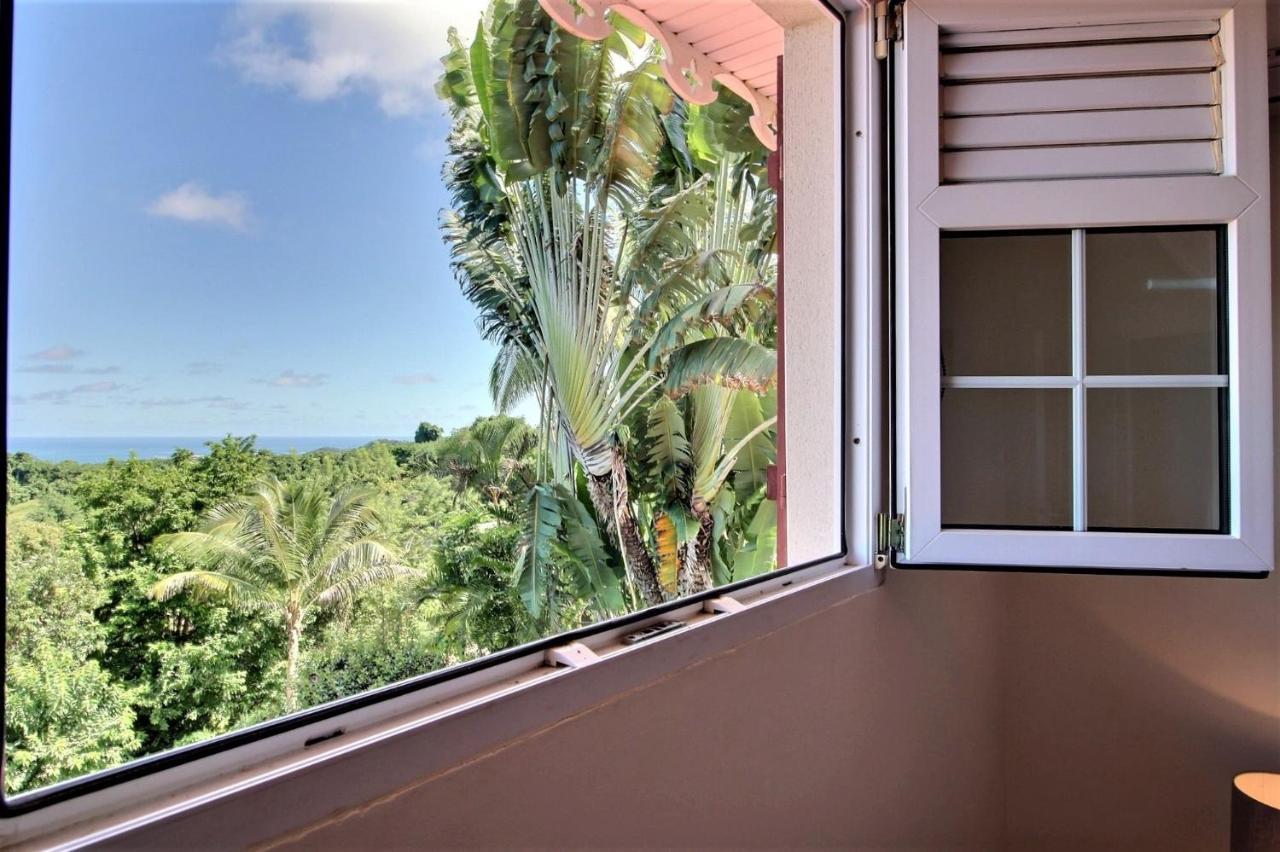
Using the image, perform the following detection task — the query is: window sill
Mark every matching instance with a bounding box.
[5,559,880,850]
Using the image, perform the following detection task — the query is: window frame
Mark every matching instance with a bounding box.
[0,0,871,838]
[890,0,1273,574]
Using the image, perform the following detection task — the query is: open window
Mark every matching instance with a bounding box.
[2,0,854,832]
[889,0,1273,573]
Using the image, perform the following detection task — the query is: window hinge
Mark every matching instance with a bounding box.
[874,0,902,62]
[876,512,905,566]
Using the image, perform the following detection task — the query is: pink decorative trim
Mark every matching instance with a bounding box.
[537,0,779,150]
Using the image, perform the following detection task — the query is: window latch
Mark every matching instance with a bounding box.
[876,513,905,566]
[544,641,601,669]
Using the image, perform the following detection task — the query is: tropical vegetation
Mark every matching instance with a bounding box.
[3,0,778,798]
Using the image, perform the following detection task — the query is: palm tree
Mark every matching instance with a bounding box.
[434,416,537,510]
[150,479,411,713]
[437,1,779,607]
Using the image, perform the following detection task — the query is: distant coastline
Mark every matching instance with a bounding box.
[6,436,395,464]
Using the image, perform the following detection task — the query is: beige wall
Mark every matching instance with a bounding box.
[265,571,1007,851]
[273,574,1274,852]
[1001,572,1279,852]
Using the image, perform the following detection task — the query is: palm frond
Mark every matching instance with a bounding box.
[313,561,414,608]
[148,570,267,608]
[648,283,771,366]
[515,483,562,618]
[664,337,776,399]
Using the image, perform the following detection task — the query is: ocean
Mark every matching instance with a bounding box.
[6,436,393,464]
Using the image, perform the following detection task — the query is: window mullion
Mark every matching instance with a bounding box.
[1072,228,1087,532]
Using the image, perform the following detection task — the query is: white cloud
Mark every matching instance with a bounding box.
[12,381,123,406]
[393,372,437,385]
[18,363,120,375]
[134,395,249,411]
[147,182,250,231]
[220,0,490,118]
[29,344,83,362]
[260,369,328,388]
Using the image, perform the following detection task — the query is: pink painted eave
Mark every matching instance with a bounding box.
[625,0,782,107]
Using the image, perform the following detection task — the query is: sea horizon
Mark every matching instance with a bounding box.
[6,435,397,464]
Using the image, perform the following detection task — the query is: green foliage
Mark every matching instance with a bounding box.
[4,431,477,796]
[151,478,414,711]
[299,621,443,709]
[424,512,535,654]
[5,643,140,795]
[415,422,444,444]
[5,514,140,794]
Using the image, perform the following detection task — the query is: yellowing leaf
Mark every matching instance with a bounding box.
[655,512,679,595]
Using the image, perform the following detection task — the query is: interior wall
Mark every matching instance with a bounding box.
[1000,571,1279,852]
[266,571,1006,851]
[995,114,1280,852]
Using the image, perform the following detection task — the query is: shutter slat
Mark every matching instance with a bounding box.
[941,37,1221,82]
[942,72,1218,117]
[943,106,1219,150]
[937,19,1225,183]
[940,20,1219,51]
[943,141,1221,183]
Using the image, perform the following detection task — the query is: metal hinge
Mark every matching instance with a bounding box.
[876,512,905,566]
[874,1,902,61]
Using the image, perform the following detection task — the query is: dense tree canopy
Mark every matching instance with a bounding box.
[415,422,444,444]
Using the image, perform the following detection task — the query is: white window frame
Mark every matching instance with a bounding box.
[893,0,1273,572]
[0,0,878,845]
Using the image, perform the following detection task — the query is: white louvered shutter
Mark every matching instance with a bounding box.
[939,20,1224,182]
[890,1,1273,575]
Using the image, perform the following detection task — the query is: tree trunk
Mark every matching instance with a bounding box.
[284,606,302,714]
[679,506,715,598]
[586,473,618,544]
[611,449,664,606]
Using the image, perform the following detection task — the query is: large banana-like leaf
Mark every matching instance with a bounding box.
[553,487,623,613]
[597,61,673,204]
[688,385,736,505]
[654,512,679,595]
[664,338,777,399]
[724,389,776,495]
[476,0,536,176]
[648,284,771,366]
[645,395,691,485]
[516,483,561,618]
[626,177,713,296]
[686,90,768,170]
[437,28,476,110]
[729,498,777,581]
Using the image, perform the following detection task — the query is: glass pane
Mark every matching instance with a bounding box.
[1086,229,1221,375]
[942,389,1072,528]
[1087,388,1224,532]
[940,232,1072,376]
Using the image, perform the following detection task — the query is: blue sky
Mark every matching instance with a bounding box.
[7,0,524,439]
